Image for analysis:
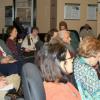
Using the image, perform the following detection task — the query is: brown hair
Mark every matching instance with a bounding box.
[35,39,69,82]
[78,36,100,58]
[59,21,68,30]
[7,26,16,35]
[44,28,58,42]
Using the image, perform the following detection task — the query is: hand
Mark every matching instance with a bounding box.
[25,48,32,52]
[0,77,8,88]
[7,55,16,63]
[7,55,15,61]
[1,57,10,64]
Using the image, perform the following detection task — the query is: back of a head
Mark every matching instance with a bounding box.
[84,24,92,29]
[44,29,58,43]
[36,39,68,83]
[58,30,70,43]
[78,36,100,58]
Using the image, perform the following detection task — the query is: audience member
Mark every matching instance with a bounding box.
[59,21,80,54]
[58,30,75,56]
[22,39,81,100]
[79,24,95,39]
[21,26,43,52]
[44,28,58,43]
[13,17,27,38]
[6,26,22,61]
[59,21,68,31]
[0,39,21,75]
[73,36,100,99]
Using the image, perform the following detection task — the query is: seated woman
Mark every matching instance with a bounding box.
[73,36,100,99]
[22,39,81,100]
[6,26,22,61]
[0,39,21,76]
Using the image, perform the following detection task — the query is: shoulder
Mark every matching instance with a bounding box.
[0,39,5,44]
[6,39,13,43]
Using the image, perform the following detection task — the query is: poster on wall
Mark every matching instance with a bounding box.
[64,4,80,20]
[5,6,13,26]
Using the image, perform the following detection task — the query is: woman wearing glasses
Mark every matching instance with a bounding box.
[22,38,81,100]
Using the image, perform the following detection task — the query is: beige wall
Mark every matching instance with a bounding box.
[0,0,13,33]
[37,0,50,33]
[0,0,99,35]
[97,0,100,36]
[57,0,97,35]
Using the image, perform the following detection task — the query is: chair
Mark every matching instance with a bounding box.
[22,63,46,100]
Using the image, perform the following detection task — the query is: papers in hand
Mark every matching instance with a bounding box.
[0,84,13,91]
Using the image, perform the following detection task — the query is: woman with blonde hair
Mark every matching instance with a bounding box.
[73,36,100,99]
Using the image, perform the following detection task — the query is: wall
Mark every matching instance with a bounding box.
[0,0,98,35]
[37,0,50,33]
[0,0,13,33]
[97,0,100,36]
[57,0,97,35]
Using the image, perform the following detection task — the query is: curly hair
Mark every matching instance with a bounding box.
[78,36,100,58]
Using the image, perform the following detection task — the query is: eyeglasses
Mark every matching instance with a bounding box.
[62,57,73,73]
[64,57,73,65]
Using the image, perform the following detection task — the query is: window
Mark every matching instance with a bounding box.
[87,4,97,21]
[64,4,80,20]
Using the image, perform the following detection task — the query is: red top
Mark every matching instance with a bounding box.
[44,82,81,100]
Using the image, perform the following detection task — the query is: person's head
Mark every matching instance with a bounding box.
[58,30,71,44]
[44,29,58,42]
[84,24,92,30]
[36,39,73,82]
[78,36,100,66]
[7,26,17,39]
[59,21,68,31]
[31,26,39,37]
[15,17,19,21]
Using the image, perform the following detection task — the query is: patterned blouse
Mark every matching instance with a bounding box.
[73,56,100,95]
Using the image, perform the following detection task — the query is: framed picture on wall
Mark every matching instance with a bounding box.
[5,6,13,26]
[64,3,80,20]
